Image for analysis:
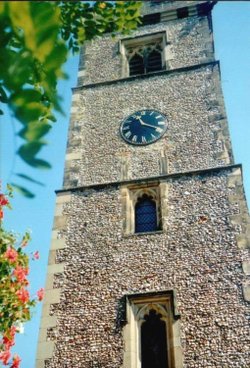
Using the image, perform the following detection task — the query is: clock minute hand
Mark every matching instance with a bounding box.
[138,117,157,129]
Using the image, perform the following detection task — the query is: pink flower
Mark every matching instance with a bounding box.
[13,266,29,283]
[0,349,11,365]
[16,287,30,303]
[32,250,40,260]
[0,209,3,219]
[37,287,45,301]
[0,194,8,206]
[4,248,18,263]
[2,326,16,349]
[10,355,21,368]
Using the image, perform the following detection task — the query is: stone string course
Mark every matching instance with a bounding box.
[42,167,249,368]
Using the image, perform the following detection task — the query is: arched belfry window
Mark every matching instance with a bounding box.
[129,53,144,76]
[120,32,167,77]
[147,49,162,73]
[141,309,168,368]
[127,42,163,76]
[135,194,157,233]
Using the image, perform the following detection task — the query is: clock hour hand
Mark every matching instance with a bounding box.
[138,117,157,129]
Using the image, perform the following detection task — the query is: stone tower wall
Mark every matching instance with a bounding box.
[64,3,233,189]
[64,64,232,188]
[79,15,214,86]
[36,1,250,367]
[39,166,250,368]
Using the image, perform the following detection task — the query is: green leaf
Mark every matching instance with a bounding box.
[11,183,35,198]
[0,109,3,115]
[17,142,51,168]
[18,140,43,158]
[10,89,47,124]
[47,115,57,123]
[27,158,51,169]
[11,89,42,106]
[44,43,68,72]
[18,122,51,141]
[0,86,8,103]
[15,173,45,186]
[8,2,61,63]
[4,50,33,90]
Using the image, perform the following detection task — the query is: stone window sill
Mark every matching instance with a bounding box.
[123,230,163,238]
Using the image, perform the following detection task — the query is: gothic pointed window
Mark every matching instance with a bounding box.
[121,185,163,235]
[127,42,163,76]
[135,194,157,233]
[147,49,162,73]
[123,291,182,368]
[120,32,167,77]
[129,53,145,76]
[141,309,168,368]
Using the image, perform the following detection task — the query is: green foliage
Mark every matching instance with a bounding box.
[9,184,35,199]
[0,1,142,195]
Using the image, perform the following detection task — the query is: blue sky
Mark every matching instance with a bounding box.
[0,2,249,367]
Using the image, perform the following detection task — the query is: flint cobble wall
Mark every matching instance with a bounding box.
[65,64,232,188]
[81,14,213,85]
[45,169,249,368]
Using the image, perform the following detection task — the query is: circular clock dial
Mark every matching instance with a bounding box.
[120,110,167,146]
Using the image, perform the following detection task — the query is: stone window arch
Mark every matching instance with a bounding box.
[135,193,158,233]
[121,185,162,235]
[119,32,168,78]
[127,41,163,76]
[139,304,169,368]
[122,291,182,368]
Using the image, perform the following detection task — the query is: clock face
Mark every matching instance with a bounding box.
[120,110,167,146]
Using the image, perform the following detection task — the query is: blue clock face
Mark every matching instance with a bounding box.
[120,110,167,145]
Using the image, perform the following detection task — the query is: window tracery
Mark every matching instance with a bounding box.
[126,40,163,76]
[119,32,167,77]
[135,194,158,233]
[122,291,182,368]
[121,185,162,235]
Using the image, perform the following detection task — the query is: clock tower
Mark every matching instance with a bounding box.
[36,1,250,367]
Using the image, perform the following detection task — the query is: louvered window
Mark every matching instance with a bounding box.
[147,49,162,72]
[135,194,157,233]
[129,53,144,76]
[126,39,164,76]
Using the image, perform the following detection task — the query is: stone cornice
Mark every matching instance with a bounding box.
[56,163,242,194]
[72,61,219,91]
